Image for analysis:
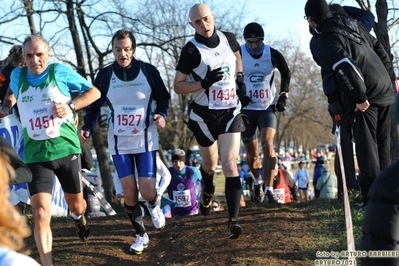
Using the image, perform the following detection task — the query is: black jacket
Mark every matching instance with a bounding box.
[0,136,32,185]
[360,160,399,265]
[317,16,394,114]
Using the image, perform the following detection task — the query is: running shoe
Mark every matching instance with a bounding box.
[129,233,149,255]
[265,190,278,204]
[227,221,243,239]
[73,215,90,242]
[145,201,165,230]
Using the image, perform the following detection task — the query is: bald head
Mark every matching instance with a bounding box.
[189,3,215,38]
[189,3,211,21]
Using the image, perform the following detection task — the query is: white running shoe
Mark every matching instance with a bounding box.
[146,201,165,230]
[129,233,149,255]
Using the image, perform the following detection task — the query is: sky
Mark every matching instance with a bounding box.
[243,0,361,54]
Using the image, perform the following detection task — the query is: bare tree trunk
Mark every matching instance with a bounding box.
[374,0,399,161]
[65,0,86,77]
[22,0,36,34]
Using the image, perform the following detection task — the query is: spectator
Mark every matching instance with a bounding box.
[0,34,101,266]
[359,94,399,265]
[81,29,170,254]
[0,153,40,265]
[309,3,375,199]
[294,161,310,202]
[315,165,338,199]
[210,199,224,213]
[167,149,202,217]
[174,3,246,239]
[305,0,395,207]
[313,156,326,198]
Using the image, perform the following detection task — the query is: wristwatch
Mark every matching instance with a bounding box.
[67,100,76,112]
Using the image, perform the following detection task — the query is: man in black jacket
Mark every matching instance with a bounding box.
[304,0,395,206]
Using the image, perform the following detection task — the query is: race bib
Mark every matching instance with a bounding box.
[246,81,272,109]
[273,188,285,204]
[26,105,61,140]
[172,189,192,208]
[208,83,237,110]
[113,105,145,136]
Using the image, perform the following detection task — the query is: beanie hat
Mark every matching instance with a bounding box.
[305,0,331,18]
[243,22,264,39]
[172,149,186,162]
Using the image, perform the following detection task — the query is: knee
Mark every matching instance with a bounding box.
[261,141,274,155]
[33,206,51,224]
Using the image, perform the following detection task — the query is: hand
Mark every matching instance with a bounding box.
[0,105,11,121]
[79,130,91,143]
[52,101,72,118]
[355,100,370,112]
[114,194,122,205]
[275,92,288,112]
[200,66,224,89]
[153,114,166,129]
[328,102,344,116]
[235,73,246,98]
[240,96,252,108]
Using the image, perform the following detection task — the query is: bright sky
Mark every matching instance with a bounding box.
[243,0,361,54]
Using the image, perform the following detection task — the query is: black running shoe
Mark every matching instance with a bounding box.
[265,190,278,204]
[250,184,263,203]
[200,184,215,216]
[74,216,90,242]
[227,221,243,239]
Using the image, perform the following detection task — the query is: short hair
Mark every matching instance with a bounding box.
[111,29,136,49]
[22,35,50,54]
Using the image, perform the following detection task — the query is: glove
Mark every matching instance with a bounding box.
[240,96,251,108]
[200,66,224,89]
[328,102,344,116]
[275,91,288,112]
[235,73,246,98]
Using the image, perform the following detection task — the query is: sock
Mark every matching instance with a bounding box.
[265,186,273,193]
[200,167,215,192]
[225,176,242,222]
[71,212,82,220]
[125,203,146,235]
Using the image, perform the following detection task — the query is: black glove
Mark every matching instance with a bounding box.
[276,91,288,112]
[240,96,251,108]
[200,66,224,89]
[328,102,344,116]
[235,73,246,98]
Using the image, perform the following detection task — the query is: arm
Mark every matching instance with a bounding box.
[0,88,16,118]
[156,156,171,196]
[174,70,204,94]
[271,48,291,93]
[343,6,375,32]
[320,35,368,106]
[80,143,93,171]
[0,136,32,185]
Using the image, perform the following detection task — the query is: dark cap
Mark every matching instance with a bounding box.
[172,149,186,162]
[243,22,264,39]
[305,0,331,18]
[317,156,325,164]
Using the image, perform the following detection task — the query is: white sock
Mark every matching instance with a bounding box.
[265,186,272,194]
[71,212,82,220]
[254,176,263,185]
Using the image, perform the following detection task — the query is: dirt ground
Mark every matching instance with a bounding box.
[23,198,328,266]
